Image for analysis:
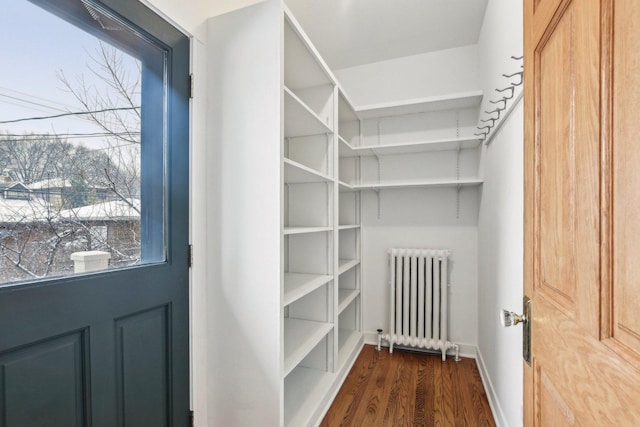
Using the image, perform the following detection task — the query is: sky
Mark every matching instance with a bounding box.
[0,0,141,148]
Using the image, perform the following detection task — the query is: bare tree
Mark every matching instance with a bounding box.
[0,41,143,284]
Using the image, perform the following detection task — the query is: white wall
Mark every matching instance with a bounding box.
[334,33,483,357]
[476,1,524,426]
[335,45,480,107]
[361,187,480,354]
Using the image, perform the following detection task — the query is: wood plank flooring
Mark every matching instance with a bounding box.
[320,345,496,427]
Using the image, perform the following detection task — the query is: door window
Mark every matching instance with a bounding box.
[0,0,169,285]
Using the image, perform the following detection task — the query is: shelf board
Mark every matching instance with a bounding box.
[343,137,482,157]
[338,224,360,230]
[284,366,334,427]
[338,91,359,123]
[338,181,356,192]
[338,328,363,367]
[283,9,336,90]
[283,273,332,307]
[338,259,360,275]
[284,226,332,235]
[284,318,333,377]
[338,289,360,314]
[354,178,483,191]
[284,158,333,183]
[355,90,484,119]
[284,86,332,138]
[338,136,358,158]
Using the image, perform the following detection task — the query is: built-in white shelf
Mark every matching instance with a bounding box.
[338,258,360,275]
[340,136,481,158]
[283,273,332,307]
[284,158,333,183]
[338,328,362,367]
[284,86,332,138]
[355,178,483,191]
[338,289,360,314]
[338,224,360,230]
[338,181,356,192]
[284,318,334,377]
[355,90,484,120]
[284,366,333,427]
[284,226,332,235]
[284,12,335,91]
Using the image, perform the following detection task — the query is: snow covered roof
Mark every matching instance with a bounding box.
[28,178,73,190]
[58,199,141,221]
[0,197,50,223]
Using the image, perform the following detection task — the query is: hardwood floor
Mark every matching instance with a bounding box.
[320,345,495,427]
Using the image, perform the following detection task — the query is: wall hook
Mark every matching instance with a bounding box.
[503,71,523,86]
[489,98,507,109]
[484,108,502,120]
[495,86,515,99]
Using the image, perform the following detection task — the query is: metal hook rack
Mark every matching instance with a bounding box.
[475,54,524,146]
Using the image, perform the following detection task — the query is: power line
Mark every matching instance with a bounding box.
[2,132,140,138]
[0,94,68,113]
[0,86,79,110]
[0,106,141,124]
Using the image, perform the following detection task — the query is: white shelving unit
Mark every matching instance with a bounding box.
[337,91,485,194]
[355,90,483,119]
[210,1,486,425]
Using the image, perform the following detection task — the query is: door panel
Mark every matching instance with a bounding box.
[612,0,640,360]
[535,0,600,335]
[524,0,640,424]
[0,331,89,427]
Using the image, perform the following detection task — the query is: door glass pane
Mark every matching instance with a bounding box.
[0,0,167,285]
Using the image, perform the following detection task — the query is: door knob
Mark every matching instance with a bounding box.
[500,309,526,327]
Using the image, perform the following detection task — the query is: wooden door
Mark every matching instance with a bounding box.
[524,0,640,424]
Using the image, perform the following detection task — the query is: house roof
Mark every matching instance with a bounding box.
[0,181,30,192]
[0,197,50,223]
[27,178,73,190]
[28,178,109,191]
[58,199,141,221]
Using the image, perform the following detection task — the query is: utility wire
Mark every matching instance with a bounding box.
[0,106,141,124]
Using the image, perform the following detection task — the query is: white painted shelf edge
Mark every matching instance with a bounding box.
[338,329,363,367]
[283,273,333,307]
[355,90,484,119]
[338,180,355,192]
[284,318,334,378]
[339,136,482,157]
[338,224,360,230]
[284,86,332,137]
[283,5,338,86]
[284,366,333,427]
[284,332,364,427]
[338,289,360,314]
[338,258,360,275]
[354,178,484,190]
[284,226,333,235]
[284,158,333,183]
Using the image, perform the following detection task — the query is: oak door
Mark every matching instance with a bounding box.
[524,0,640,424]
[0,0,190,426]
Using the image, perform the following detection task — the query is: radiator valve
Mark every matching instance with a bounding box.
[376,329,383,351]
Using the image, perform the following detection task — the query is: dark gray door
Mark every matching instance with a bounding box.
[0,0,190,426]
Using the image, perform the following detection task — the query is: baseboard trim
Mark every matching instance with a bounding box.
[476,347,507,427]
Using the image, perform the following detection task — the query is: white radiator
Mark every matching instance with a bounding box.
[382,248,459,361]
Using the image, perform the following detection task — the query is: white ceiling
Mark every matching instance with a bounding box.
[284,0,489,71]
